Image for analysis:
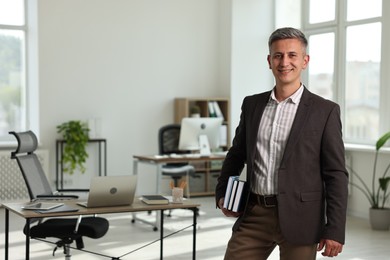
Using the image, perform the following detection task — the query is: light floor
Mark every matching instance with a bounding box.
[1,197,389,260]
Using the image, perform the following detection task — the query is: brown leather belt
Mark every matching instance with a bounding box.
[250,193,277,207]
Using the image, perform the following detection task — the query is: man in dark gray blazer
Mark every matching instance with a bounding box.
[215,27,349,260]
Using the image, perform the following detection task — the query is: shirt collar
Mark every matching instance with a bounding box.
[270,84,304,104]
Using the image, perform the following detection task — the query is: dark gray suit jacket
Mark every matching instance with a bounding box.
[216,87,349,245]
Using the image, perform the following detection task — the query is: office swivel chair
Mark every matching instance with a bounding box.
[158,124,196,197]
[9,131,109,259]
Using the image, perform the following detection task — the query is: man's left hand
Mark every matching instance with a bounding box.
[317,239,343,257]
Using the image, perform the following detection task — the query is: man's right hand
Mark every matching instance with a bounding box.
[218,198,242,218]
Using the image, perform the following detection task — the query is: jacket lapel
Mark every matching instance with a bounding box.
[280,88,313,166]
[249,92,271,161]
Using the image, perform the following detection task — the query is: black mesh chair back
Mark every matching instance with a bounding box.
[9,131,109,259]
[159,124,180,154]
[10,131,54,199]
[159,124,188,166]
[158,124,195,189]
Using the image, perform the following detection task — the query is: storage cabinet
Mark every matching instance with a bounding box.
[174,97,230,196]
[186,160,222,196]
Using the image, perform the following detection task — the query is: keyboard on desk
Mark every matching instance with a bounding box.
[182,153,202,158]
[212,151,228,156]
[171,152,227,158]
[153,152,226,159]
[167,153,201,158]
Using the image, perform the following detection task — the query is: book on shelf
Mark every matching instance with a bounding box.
[223,176,247,212]
[212,101,225,120]
[141,195,169,205]
[208,101,217,117]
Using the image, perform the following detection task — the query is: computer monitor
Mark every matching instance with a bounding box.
[178,117,223,156]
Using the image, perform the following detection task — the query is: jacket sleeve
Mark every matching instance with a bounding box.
[215,98,248,207]
[321,104,349,244]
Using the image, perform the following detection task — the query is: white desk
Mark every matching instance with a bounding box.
[133,154,226,194]
[3,199,200,260]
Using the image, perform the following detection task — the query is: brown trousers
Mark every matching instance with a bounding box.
[224,201,317,260]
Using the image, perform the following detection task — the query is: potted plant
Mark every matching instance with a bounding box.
[190,105,201,117]
[347,131,390,230]
[57,120,90,175]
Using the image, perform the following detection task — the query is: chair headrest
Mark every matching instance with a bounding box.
[9,131,38,157]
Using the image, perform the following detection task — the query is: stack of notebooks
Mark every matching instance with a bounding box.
[141,195,169,205]
[223,176,246,212]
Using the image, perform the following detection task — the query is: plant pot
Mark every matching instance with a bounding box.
[369,208,390,230]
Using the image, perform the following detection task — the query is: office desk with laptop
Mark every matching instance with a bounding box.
[3,198,200,260]
[3,175,199,260]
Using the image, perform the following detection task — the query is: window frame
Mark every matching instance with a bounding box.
[302,0,386,145]
[0,0,38,146]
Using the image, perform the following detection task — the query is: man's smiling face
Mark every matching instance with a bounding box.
[267,38,309,88]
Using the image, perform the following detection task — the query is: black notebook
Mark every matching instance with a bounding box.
[141,195,169,205]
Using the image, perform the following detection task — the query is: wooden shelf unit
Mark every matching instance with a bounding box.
[174,97,230,149]
[174,97,230,196]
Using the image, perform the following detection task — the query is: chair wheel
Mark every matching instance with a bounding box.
[131,219,135,223]
[153,227,158,231]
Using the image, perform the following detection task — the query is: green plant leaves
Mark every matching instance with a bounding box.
[57,120,89,175]
[379,177,390,191]
[376,131,390,151]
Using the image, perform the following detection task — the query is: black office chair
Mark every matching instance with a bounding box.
[158,124,196,197]
[9,131,109,259]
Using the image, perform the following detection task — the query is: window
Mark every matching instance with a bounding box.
[309,0,335,24]
[303,0,383,144]
[0,0,36,144]
[307,33,335,101]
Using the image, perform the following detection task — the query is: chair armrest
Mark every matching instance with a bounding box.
[74,215,83,233]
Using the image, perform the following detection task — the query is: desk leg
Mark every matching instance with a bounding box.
[160,209,164,260]
[154,165,162,231]
[133,159,138,176]
[156,164,162,194]
[131,160,138,223]
[193,208,197,260]
[131,159,160,231]
[98,141,102,176]
[25,219,31,260]
[5,209,9,260]
[104,140,107,176]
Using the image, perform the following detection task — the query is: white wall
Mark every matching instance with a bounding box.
[37,0,225,192]
[230,0,274,131]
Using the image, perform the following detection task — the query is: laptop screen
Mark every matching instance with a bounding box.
[84,175,137,208]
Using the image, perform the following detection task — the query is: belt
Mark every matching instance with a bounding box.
[251,193,277,207]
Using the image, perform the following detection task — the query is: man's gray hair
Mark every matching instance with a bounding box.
[268,27,308,52]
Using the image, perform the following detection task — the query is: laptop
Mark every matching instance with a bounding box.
[78,175,137,208]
